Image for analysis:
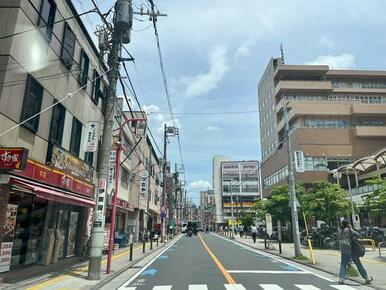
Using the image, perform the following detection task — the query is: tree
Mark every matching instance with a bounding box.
[363,177,386,224]
[239,212,254,228]
[300,181,351,228]
[252,183,305,224]
[252,198,269,221]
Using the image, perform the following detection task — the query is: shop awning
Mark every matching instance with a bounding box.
[11,178,95,208]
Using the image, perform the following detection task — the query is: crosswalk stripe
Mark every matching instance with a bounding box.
[259,285,285,290]
[153,286,172,290]
[295,285,322,290]
[330,286,358,290]
[189,285,208,289]
[224,284,247,290]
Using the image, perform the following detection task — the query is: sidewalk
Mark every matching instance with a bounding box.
[0,237,173,290]
[229,234,386,290]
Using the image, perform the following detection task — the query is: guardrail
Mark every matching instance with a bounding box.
[358,239,376,251]
[379,241,386,258]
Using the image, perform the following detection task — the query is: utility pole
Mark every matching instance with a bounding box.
[88,0,166,279]
[161,125,178,241]
[88,3,122,280]
[161,124,167,242]
[283,103,302,257]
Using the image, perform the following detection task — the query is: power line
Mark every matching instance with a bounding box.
[0,67,112,138]
[146,110,266,115]
[148,0,176,127]
[0,7,97,41]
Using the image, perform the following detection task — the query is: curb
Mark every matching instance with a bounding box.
[90,238,175,290]
[216,234,382,290]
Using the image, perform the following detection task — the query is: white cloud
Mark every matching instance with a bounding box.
[179,45,229,98]
[206,125,222,131]
[306,53,355,69]
[187,180,212,191]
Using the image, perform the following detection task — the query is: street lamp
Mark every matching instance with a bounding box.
[106,116,147,274]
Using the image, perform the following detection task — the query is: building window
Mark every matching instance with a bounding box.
[85,152,94,166]
[92,70,101,104]
[60,23,76,69]
[121,167,129,189]
[49,101,65,145]
[78,49,89,87]
[38,0,56,41]
[69,117,82,156]
[20,75,44,132]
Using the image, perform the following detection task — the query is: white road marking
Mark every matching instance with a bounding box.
[117,235,183,290]
[259,284,285,290]
[330,286,358,290]
[189,285,208,289]
[224,284,247,290]
[153,286,172,290]
[214,233,334,282]
[124,288,137,290]
[227,270,308,274]
[295,285,322,290]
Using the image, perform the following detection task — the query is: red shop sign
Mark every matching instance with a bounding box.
[0,148,28,171]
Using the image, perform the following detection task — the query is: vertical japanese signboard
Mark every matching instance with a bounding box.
[93,179,106,228]
[84,122,99,152]
[294,151,305,173]
[140,175,148,197]
[0,204,18,273]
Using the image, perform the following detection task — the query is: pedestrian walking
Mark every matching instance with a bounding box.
[338,220,373,285]
[251,225,257,243]
[238,225,244,237]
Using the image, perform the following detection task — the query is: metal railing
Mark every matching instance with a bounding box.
[379,241,386,258]
[358,239,376,251]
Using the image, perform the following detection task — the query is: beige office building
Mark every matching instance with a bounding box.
[258,57,386,197]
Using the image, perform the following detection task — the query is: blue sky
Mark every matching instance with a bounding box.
[77,0,386,203]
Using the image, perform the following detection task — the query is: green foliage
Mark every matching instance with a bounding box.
[300,181,351,227]
[239,212,254,227]
[363,177,386,220]
[252,183,305,223]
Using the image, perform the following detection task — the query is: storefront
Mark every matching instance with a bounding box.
[0,156,95,273]
[105,198,135,248]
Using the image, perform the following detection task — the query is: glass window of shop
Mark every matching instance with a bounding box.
[48,204,82,258]
[7,192,47,267]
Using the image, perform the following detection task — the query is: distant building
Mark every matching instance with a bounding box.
[220,161,261,222]
[200,189,214,229]
[212,155,230,226]
[258,57,386,197]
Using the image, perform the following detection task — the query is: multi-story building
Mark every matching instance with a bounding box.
[212,155,230,227]
[0,0,107,270]
[200,189,214,230]
[258,57,386,197]
[220,161,261,222]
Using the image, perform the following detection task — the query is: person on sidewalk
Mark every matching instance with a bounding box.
[238,225,244,237]
[251,225,257,243]
[339,220,373,285]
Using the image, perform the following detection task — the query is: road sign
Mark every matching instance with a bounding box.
[160,205,167,219]
[84,122,99,152]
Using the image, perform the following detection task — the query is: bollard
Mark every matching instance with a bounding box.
[157,236,159,247]
[150,238,153,250]
[264,237,267,249]
[279,239,282,254]
[142,240,145,253]
[129,243,133,261]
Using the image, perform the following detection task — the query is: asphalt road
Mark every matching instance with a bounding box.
[115,233,374,290]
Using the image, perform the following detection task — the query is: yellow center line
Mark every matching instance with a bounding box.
[198,233,236,284]
[25,243,150,290]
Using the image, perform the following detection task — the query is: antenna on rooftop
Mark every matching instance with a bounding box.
[280,43,285,64]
